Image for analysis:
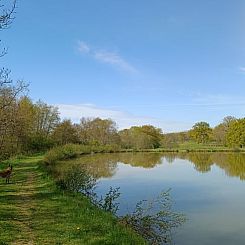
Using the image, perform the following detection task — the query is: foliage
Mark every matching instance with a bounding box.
[161,131,190,148]
[44,144,83,164]
[189,121,212,144]
[226,118,245,148]
[51,119,79,145]
[97,187,121,215]
[120,125,163,149]
[56,165,121,215]
[120,190,186,244]
[33,100,60,137]
[0,70,29,159]
[57,165,97,197]
[78,117,120,145]
[213,116,237,145]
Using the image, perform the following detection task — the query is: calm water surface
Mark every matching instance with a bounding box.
[65,152,245,245]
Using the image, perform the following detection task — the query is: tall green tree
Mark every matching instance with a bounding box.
[0,71,28,158]
[52,119,79,145]
[78,118,120,145]
[119,125,163,149]
[226,118,245,148]
[26,100,60,151]
[213,116,236,145]
[189,121,212,144]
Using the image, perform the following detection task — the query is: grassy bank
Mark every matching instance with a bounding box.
[44,143,245,165]
[0,156,146,244]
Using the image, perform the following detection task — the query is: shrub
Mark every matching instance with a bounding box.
[57,165,97,197]
[44,144,84,164]
[120,190,186,244]
[56,165,121,214]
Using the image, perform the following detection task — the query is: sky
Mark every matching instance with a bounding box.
[1,0,245,132]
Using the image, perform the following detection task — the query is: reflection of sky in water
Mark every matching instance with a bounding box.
[90,154,245,245]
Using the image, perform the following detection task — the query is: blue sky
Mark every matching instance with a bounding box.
[1,0,245,132]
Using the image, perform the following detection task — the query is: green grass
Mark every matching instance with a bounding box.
[174,142,244,152]
[145,142,245,153]
[0,156,146,245]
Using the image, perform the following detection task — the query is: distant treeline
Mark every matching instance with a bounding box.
[164,118,245,149]
[0,75,244,159]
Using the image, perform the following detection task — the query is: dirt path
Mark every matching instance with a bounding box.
[0,159,40,245]
[12,167,37,244]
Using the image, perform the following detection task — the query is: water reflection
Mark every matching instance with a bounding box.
[178,152,245,180]
[54,153,162,178]
[55,152,245,245]
[56,152,245,181]
[64,152,245,181]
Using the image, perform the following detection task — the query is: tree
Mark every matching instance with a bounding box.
[14,96,36,151]
[0,70,28,158]
[226,118,245,148]
[119,125,163,149]
[33,100,60,136]
[26,100,60,151]
[213,124,226,144]
[213,116,237,145]
[189,121,212,144]
[162,131,190,148]
[78,117,120,145]
[223,116,237,127]
[52,119,79,145]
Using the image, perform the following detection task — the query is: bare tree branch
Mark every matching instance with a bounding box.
[0,0,16,56]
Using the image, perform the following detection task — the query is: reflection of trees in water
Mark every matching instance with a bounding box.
[185,153,213,173]
[119,153,162,168]
[177,152,245,180]
[161,153,213,173]
[53,152,245,181]
[57,153,163,179]
[164,154,177,164]
[145,152,245,180]
[212,153,245,180]
[66,154,119,178]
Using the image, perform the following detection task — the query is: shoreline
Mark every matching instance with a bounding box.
[0,156,146,244]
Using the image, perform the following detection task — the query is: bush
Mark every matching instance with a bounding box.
[44,144,81,164]
[56,165,120,214]
[57,165,97,197]
[120,190,186,244]
[96,187,121,215]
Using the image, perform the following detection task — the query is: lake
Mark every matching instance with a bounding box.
[62,152,245,245]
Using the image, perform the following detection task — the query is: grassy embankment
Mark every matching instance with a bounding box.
[130,142,244,153]
[1,143,242,244]
[0,155,146,245]
[44,143,245,165]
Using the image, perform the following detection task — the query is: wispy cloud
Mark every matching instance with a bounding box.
[239,67,245,73]
[94,50,137,73]
[78,41,90,53]
[77,41,138,74]
[56,103,191,133]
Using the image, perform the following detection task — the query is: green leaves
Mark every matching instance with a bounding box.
[190,121,212,144]
[226,118,245,148]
